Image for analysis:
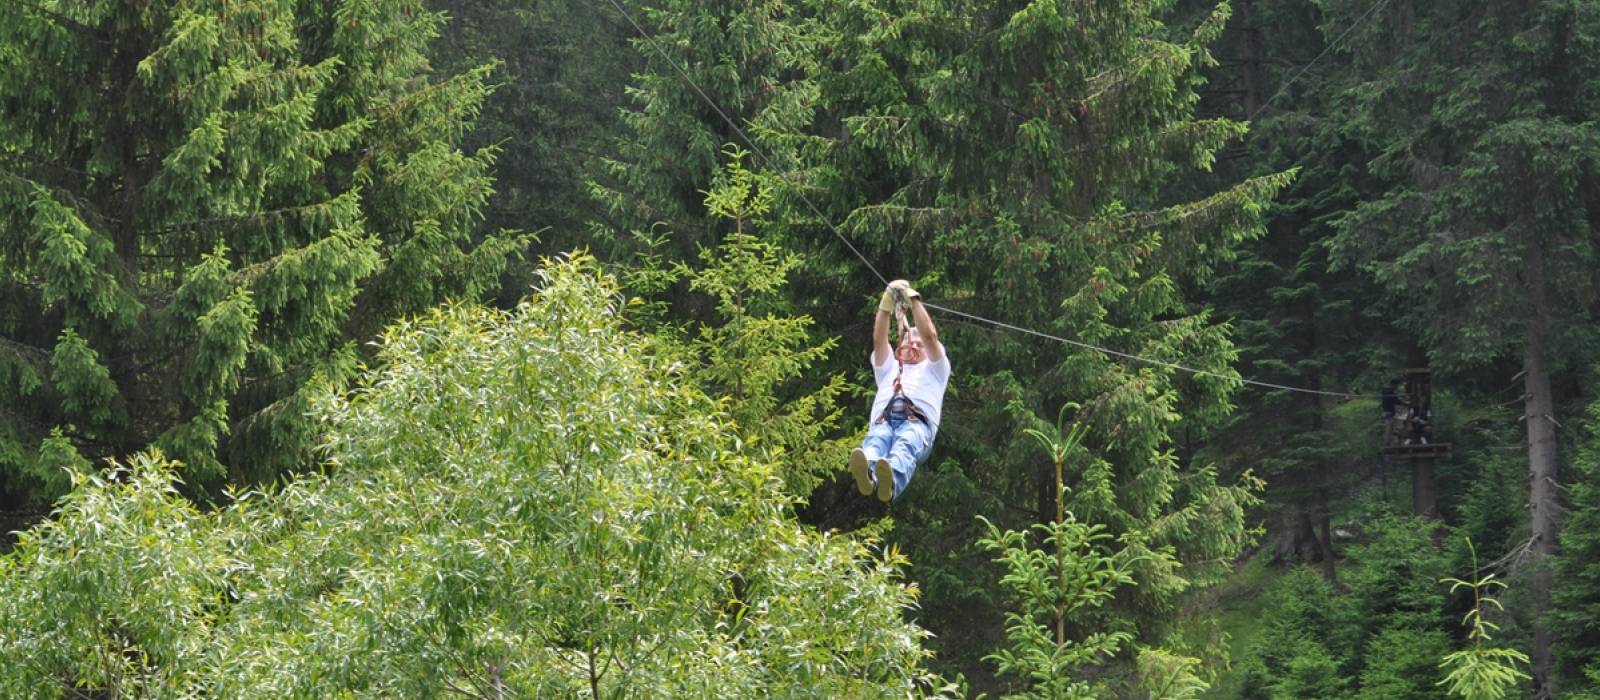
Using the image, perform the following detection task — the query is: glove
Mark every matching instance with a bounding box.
[889,279,921,303]
[878,288,897,313]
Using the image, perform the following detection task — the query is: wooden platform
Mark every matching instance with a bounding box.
[1382,442,1453,459]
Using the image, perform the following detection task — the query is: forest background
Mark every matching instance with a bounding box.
[2,0,1599,698]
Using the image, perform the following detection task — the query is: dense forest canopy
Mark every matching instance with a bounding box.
[2,1,1598,698]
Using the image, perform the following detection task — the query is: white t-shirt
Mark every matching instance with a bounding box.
[870,345,951,435]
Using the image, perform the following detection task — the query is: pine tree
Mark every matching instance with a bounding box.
[424,0,637,258]
[787,0,1284,681]
[1552,388,1600,690]
[1323,2,1600,691]
[0,0,527,508]
[1182,0,1399,578]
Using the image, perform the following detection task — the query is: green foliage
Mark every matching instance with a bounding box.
[1326,0,1600,370]
[1354,627,1451,700]
[1319,4,1600,684]
[0,0,528,507]
[630,147,852,498]
[979,421,1215,699]
[0,257,954,698]
[1137,647,1211,700]
[1236,568,1353,700]
[1235,525,1532,700]
[1573,663,1600,700]
[772,0,1281,684]
[978,514,1134,700]
[1342,514,1450,634]
[1438,540,1532,700]
[423,0,636,258]
[1552,388,1600,688]
[590,0,811,263]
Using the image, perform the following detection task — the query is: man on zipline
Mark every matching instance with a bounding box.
[851,279,949,502]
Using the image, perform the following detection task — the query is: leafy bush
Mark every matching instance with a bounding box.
[0,257,953,698]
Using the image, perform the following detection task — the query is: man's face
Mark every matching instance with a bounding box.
[895,332,926,364]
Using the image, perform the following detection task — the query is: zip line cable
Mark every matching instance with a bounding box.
[1247,0,1392,122]
[603,0,890,288]
[602,0,1365,400]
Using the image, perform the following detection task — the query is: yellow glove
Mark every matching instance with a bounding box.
[889,279,921,303]
[878,288,897,313]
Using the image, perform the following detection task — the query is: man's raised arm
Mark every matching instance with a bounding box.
[873,286,895,365]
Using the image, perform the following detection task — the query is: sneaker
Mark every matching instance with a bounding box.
[875,458,893,503]
[850,448,872,496]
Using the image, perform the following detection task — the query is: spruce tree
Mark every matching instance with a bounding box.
[1552,388,1600,691]
[0,0,525,508]
[424,0,637,258]
[789,0,1285,682]
[593,0,1283,685]
[1323,3,1600,691]
[590,0,813,268]
[1183,0,1397,577]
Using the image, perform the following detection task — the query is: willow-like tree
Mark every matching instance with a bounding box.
[0,257,954,698]
[1324,2,1600,692]
[0,0,526,507]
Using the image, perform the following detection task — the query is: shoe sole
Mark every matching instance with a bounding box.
[875,459,893,503]
[850,449,872,495]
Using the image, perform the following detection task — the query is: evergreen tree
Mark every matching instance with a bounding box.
[590,0,814,269]
[1236,567,1354,700]
[424,0,636,258]
[640,148,853,497]
[1439,539,1533,700]
[977,422,1134,699]
[788,0,1285,682]
[1323,2,1600,690]
[1552,387,1600,691]
[0,0,526,508]
[1183,0,1398,576]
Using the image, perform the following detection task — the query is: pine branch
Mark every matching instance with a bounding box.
[151,199,351,236]
[13,0,109,45]
[0,167,120,229]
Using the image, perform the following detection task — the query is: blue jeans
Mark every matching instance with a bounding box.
[860,418,933,499]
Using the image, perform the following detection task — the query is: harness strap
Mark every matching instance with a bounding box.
[877,358,924,424]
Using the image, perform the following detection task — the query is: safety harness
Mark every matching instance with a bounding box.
[877,304,926,425]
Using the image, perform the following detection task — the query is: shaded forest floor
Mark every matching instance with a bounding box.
[1183,553,1277,698]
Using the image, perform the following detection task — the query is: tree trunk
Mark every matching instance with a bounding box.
[1411,457,1438,519]
[1315,490,1337,584]
[1271,507,1320,564]
[1524,241,1560,699]
[1405,346,1439,519]
[1237,0,1265,117]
